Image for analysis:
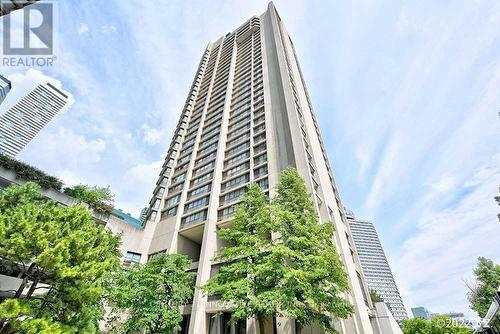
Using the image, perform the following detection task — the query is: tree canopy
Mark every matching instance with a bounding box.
[0,183,121,333]
[401,316,472,334]
[63,184,114,215]
[107,254,195,334]
[467,256,500,317]
[203,168,352,333]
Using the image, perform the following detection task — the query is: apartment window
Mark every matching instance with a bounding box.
[181,209,207,227]
[226,132,250,148]
[153,199,161,209]
[220,187,247,205]
[257,178,269,190]
[254,142,266,154]
[165,194,180,207]
[125,251,141,264]
[221,173,249,191]
[177,154,191,165]
[228,118,250,133]
[185,196,209,212]
[150,211,158,221]
[175,163,188,174]
[191,172,213,186]
[156,187,165,197]
[309,163,316,176]
[253,123,265,134]
[193,161,215,176]
[180,145,194,156]
[226,141,250,157]
[198,142,218,156]
[254,165,268,179]
[218,205,237,221]
[204,115,223,129]
[254,132,266,144]
[228,124,251,139]
[195,152,217,166]
[160,177,169,187]
[163,206,178,218]
[229,110,250,125]
[165,158,175,168]
[169,182,184,193]
[254,154,267,166]
[189,183,211,198]
[171,173,186,184]
[253,109,265,120]
[224,151,250,167]
[183,138,196,147]
[223,162,250,178]
[161,166,171,176]
[231,105,250,117]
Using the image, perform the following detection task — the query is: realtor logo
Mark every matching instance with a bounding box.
[2,1,53,55]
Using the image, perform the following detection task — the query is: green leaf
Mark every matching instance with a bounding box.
[107,253,195,333]
[0,182,121,333]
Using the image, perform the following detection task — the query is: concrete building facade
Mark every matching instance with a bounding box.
[0,82,69,157]
[347,211,408,322]
[0,75,11,105]
[138,3,377,333]
[373,302,403,334]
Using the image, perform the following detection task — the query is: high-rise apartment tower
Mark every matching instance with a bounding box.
[347,211,408,322]
[141,3,377,333]
[0,75,11,105]
[0,82,69,157]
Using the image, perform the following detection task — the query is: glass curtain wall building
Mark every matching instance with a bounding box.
[347,211,408,322]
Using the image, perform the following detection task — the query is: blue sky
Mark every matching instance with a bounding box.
[1,0,499,319]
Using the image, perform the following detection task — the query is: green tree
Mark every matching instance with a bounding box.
[467,257,500,317]
[370,289,383,304]
[0,183,121,333]
[107,254,195,333]
[402,317,432,334]
[63,184,114,214]
[203,183,274,332]
[203,168,353,333]
[0,154,63,191]
[401,316,472,334]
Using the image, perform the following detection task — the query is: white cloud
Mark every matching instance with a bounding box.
[393,154,500,317]
[363,18,497,217]
[117,159,163,214]
[0,69,74,115]
[428,175,457,194]
[100,24,117,34]
[19,127,106,171]
[141,125,163,145]
[77,23,89,35]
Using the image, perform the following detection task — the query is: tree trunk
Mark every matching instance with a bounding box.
[14,262,36,298]
[0,322,16,334]
[257,316,268,334]
[25,278,38,298]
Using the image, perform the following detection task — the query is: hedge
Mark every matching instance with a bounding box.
[0,154,64,191]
